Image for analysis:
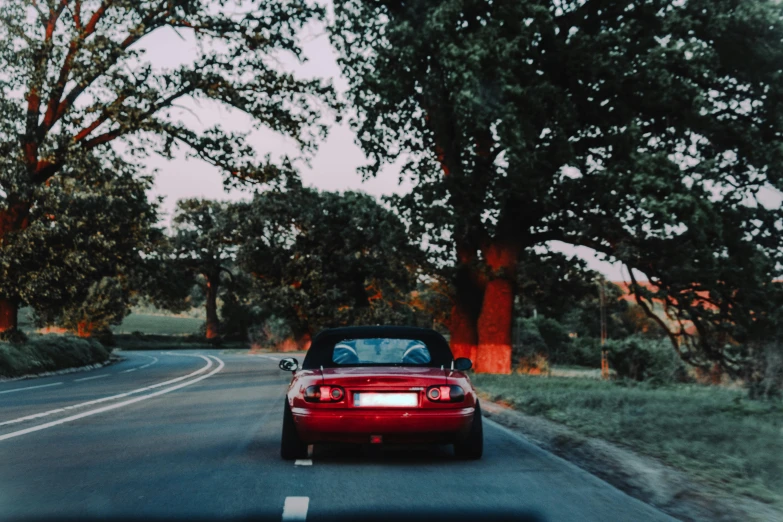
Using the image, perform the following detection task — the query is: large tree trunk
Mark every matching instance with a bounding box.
[0,299,19,332]
[448,243,485,361]
[0,202,30,333]
[475,241,519,374]
[449,300,478,361]
[205,272,220,340]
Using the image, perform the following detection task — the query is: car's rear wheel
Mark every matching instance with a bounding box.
[281,400,308,460]
[454,401,483,460]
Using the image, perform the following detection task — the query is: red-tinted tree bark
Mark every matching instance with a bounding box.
[76,321,95,338]
[448,242,485,361]
[0,202,31,333]
[449,300,478,361]
[475,241,519,374]
[0,299,18,332]
[205,271,220,340]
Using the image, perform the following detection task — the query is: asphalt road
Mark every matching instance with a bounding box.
[0,350,675,522]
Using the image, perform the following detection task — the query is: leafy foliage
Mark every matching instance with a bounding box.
[167,198,245,338]
[332,0,783,375]
[0,335,110,378]
[0,0,337,331]
[0,153,161,333]
[58,276,130,341]
[234,186,425,336]
[605,335,687,383]
[0,0,335,189]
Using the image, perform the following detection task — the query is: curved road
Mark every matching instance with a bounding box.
[0,351,675,522]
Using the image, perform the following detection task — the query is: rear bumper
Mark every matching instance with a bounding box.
[291,406,475,444]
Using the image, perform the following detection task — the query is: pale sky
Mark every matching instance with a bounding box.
[138,17,774,283]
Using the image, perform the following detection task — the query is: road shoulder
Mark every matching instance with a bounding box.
[480,398,782,522]
[0,354,122,383]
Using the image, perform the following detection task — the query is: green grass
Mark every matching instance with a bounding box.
[473,373,783,505]
[112,313,203,336]
[18,309,203,336]
[0,336,111,378]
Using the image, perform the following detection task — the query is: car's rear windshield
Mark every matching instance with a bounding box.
[332,338,431,365]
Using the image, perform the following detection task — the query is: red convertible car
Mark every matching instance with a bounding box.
[279,326,483,460]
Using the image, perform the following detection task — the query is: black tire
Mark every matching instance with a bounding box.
[281,400,308,460]
[454,401,483,460]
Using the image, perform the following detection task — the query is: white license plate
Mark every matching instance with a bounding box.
[353,392,418,407]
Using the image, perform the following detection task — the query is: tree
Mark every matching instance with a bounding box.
[170,198,239,340]
[1,152,161,336]
[235,186,424,342]
[332,0,783,373]
[0,0,336,331]
[59,276,130,339]
[514,250,601,322]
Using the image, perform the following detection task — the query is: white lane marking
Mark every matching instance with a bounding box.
[73,374,109,382]
[282,496,309,521]
[294,459,312,466]
[119,355,158,374]
[0,382,63,395]
[0,355,213,427]
[138,356,158,370]
[0,356,224,442]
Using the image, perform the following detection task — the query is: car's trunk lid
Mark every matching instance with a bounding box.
[320,366,447,389]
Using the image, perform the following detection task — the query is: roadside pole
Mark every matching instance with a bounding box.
[599,280,609,380]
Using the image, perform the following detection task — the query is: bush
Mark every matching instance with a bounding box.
[512,318,547,369]
[0,328,28,344]
[248,316,295,351]
[605,335,686,384]
[744,342,783,400]
[514,316,604,367]
[535,317,572,363]
[569,336,603,367]
[219,291,262,341]
[0,335,111,378]
[58,276,131,335]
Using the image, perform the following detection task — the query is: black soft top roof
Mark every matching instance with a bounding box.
[302,326,454,369]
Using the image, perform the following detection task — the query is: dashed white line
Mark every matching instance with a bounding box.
[0,382,63,395]
[0,356,224,442]
[118,355,158,374]
[73,374,109,382]
[282,496,309,521]
[0,355,214,428]
[294,459,312,466]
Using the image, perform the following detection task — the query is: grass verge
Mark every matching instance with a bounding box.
[472,373,783,506]
[0,335,111,378]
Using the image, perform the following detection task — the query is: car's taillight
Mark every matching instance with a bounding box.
[426,385,465,403]
[304,385,345,403]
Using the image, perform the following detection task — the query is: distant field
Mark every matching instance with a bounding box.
[112,313,202,336]
[17,309,202,336]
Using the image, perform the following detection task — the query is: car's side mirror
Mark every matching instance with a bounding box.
[279,358,299,372]
[453,357,472,371]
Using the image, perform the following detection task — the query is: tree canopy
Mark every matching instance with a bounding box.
[0,0,337,331]
[332,0,783,374]
[234,186,425,341]
[0,152,161,335]
[170,198,241,339]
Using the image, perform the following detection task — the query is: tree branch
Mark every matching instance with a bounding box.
[43,0,111,132]
[83,0,110,35]
[53,4,168,125]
